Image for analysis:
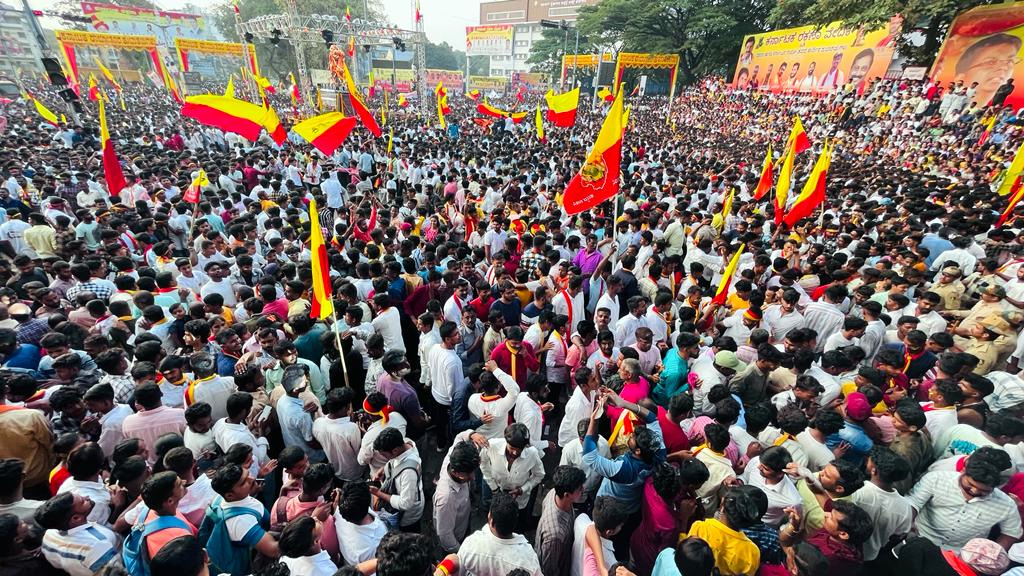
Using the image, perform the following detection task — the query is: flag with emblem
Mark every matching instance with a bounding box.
[559,87,624,214]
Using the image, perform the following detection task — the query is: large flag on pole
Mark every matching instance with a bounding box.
[98,97,127,198]
[24,91,58,126]
[997,139,1024,196]
[88,74,100,101]
[162,66,183,104]
[712,244,745,306]
[753,144,773,200]
[181,94,287,144]
[339,58,382,137]
[293,112,358,156]
[997,181,1024,227]
[774,145,796,226]
[787,116,810,154]
[308,199,335,320]
[94,57,122,91]
[782,142,831,227]
[545,87,580,127]
[535,105,545,143]
[560,87,625,215]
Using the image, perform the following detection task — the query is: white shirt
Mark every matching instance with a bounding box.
[468,368,521,439]
[572,514,616,576]
[443,294,469,324]
[558,387,598,447]
[313,415,365,481]
[371,306,405,353]
[802,301,845,352]
[281,551,336,576]
[427,345,463,406]
[514,392,547,450]
[552,290,585,335]
[480,439,545,509]
[795,430,834,471]
[459,526,543,576]
[212,418,270,477]
[40,522,120,576]
[741,457,803,526]
[850,480,913,561]
[96,404,133,458]
[595,292,620,331]
[614,313,647,348]
[199,277,237,307]
[57,479,111,526]
[335,509,388,566]
[357,412,409,477]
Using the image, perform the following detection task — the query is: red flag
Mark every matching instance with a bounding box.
[753,144,773,200]
[293,112,358,156]
[560,88,624,215]
[98,98,126,197]
[712,244,745,306]
[782,142,831,227]
[787,116,810,155]
[545,87,579,128]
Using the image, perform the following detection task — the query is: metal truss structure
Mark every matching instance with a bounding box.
[237,0,428,110]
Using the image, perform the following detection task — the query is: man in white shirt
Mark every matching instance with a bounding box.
[741,446,802,526]
[357,393,409,477]
[552,277,585,336]
[803,285,847,352]
[334,482,389,565]
[36,492,121,576]
[312,387,364,483]
[468,361,521,440]
[851,446,914,561]
[570,498,625,576]
[457,491,543,576]
[199,262,238,307]
[370,294,405,353]
[443,279,472,324]
[428,322,464,448]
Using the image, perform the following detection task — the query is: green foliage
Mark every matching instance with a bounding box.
[425,41,464,71]
[526,28,595,83]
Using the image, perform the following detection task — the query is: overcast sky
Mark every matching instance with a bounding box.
[21,0,482,49]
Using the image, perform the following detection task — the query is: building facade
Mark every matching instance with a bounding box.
[0,3,44,78]
[477,0,597,78]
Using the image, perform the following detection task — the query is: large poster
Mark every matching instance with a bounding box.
[426,69,464,91]
[465,25,513,57]
[930,3,1024,109]
[81,2,209,44]
[467,76,507,91]
[731,17,901,94]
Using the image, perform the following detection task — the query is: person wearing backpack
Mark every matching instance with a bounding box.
[200,463,280,576]
[368,427,423,532]
[269,463,333,533]
[122,471,195,576]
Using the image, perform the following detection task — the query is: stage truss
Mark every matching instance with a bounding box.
[237,3,427,109]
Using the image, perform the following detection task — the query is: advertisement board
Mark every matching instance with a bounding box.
[81,2,209,44]
[930,3,1024,109]
[372,68,415,93]
[511,71,547,92]
[527,0,598,21]
[731,17,901,94]
[465,25,514,57]
[426,69,464,91]
[467,75,507,91]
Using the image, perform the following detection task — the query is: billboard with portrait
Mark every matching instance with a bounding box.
[465,25,514,57]
[930,3,1024,109]
[426,69,464,92]
[81,2,210,45]
[731,17,901,94]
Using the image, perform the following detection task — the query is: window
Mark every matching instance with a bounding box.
[486,10,524,21]
[516,25,529,33]
[549,7,579,17]
[515,40,529,47]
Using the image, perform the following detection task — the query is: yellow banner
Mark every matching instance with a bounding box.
[55,29,157,50]
[174,38,250,57]
[616,52,681,69]
[732,17,901,93]
[467,75,507,90]
[465,25,513,56]
[561,53,613,70]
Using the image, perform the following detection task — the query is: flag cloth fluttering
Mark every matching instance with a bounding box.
[162,66,183,104]
[783,142,831,227]
[545,87,580,127]
[535,105,545,143]
[347,36,355,58]
[308,199,335,320]
[467,89,481,101]
[183,170,208,203]
[293,112,358,156]
[94,57,122,91]
[787,116,810,154]
[88,74,100,101]
[774,145,795,226]
[979,114,998,147]
[24,91,58,126]
[998,139,1024,196]
[714,189,734,230]
[560,87,625,215]
[224,76,235,98]
[181,94,287,144]
[338,58,382,137]
[289,73,300,103]
[345,4,351,21]
[997,180,1024,227]
[712,244,745,306]
[753,144,773,200]
[98,96,127,198]
[398,93,409,107]
[597,87,614,102]
[415,0,422,22]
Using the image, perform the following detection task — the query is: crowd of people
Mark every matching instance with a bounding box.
[2,64,1024,576]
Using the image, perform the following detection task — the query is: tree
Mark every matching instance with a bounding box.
[526,28,596,83]
[767,0,989,66]
[468,56,489,76]
[425,41,464,71]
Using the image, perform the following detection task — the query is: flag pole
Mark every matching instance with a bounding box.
[330,305,350,388]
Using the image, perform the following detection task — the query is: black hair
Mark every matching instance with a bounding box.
[150,535,207,576]
[141,471,180,510]
[278,515,316,558]
[592,495,627,533]
[831,500,873,546]
[376,532,433,576]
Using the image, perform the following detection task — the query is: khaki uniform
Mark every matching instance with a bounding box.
[930,280,966,311]
[961,338,1001,374]
[954,301,1006,332]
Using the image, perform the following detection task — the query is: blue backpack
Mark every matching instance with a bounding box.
[197,497,266,576]
[122,511,193,576]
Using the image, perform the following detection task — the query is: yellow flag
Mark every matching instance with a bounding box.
[998,139,1024,196]
[29,95,58,126]
[380,104,387,126]
[386,127,394,154]
[535,104,545,142]
[775,145,796,217]
[225,75,235,98]
[316,88,323,112]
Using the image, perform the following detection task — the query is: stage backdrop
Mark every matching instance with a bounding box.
[731,17,901,94]
[930,2,1024,109]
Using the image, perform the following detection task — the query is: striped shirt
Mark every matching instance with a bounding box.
[41,523,119,576]
[907,470,1023,549]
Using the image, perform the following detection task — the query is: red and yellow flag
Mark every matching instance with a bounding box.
[345,3,351,21]
[338,58,382,137]
[712,244,745,306]
[415,0,421,22]
[98,97,127,198]
[545,87,579,127]
[183,170,208,203]
[535,104,545,143]
[774,144,796,226]
[162,66,183,104]
[308,199,335,320]
[783,142,831,227]
[398,93,409,107]
[467,89,481,101]
[787,116,810,155]
[997,182,1024,227]
[477,99,504,118]
[597,87,614,102]
[560,87,624,215]
[979,114,998,147]
[347,36,355,58]
[293,112,358,156]
[94,57,122,91]
[87,74,100,101]
[998,139,1024,196]
[753,144,773,200]
[289,73,300,104]
[182,94,287,144]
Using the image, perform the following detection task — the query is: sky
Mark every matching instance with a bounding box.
[21,0,483,49]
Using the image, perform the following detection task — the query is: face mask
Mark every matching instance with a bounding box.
[396,367,411,378]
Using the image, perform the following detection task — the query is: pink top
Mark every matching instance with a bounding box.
[630,479,679,575]
[121,406,186,464]
[606,377,650,422]
[262,298,290,319]
[689,415,740,465]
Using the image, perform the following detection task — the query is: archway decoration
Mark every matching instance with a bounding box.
[174,38,258,76]
[613,52,680,101]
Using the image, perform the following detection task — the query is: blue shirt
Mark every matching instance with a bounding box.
[489,298,522,328]
[582,409,665,513]
[920,234,954,268]
[3,343,40,370]
[652,352,689,408]
[826,421,873,466]
[215,352,238,377]
[275,395,325,462]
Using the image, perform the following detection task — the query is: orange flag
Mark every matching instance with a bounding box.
[753,144,773,200]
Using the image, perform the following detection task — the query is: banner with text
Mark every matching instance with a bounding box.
[465,25,514,57]
[426,69,465,92]
[731,17,902,94]
[81,2,209,44]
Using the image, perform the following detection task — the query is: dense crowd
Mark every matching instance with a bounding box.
[2,67,1024,576]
